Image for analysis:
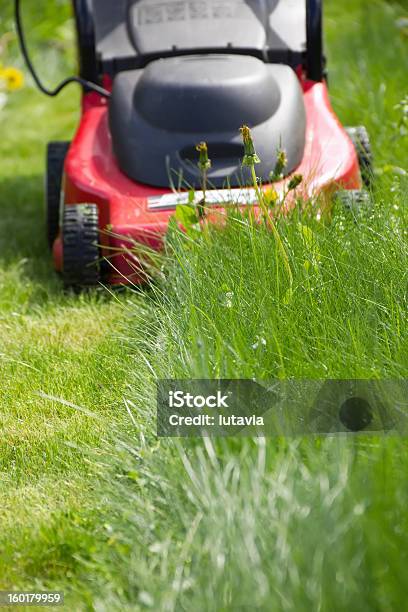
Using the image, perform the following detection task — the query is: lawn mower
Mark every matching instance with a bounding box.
[16,0,373,287]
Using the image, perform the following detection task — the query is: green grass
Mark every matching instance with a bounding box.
[0,1,137,602]
[0,0,407,610]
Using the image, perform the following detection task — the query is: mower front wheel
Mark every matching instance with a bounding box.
[62,204,101,288]
[346,126,373,188]
[335,190,372,216]
[46,141,70,249]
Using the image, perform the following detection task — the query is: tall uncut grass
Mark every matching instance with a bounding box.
[80,179,407,609]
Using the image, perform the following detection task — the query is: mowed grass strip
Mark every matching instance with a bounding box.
[0,9,137,594]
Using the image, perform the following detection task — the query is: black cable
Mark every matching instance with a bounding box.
[15,0,111,98]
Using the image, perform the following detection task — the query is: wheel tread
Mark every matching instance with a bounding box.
[62,204,100,288]
[345,126,373,188]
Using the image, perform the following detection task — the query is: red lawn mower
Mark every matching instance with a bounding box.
[16,0,372,287]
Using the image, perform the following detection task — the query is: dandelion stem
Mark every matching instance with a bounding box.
[196,141,211,219]
[201,168,207,213]
[240,125,293,296]
[250,165,293,292]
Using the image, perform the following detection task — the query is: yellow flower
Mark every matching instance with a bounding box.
[0,66,24,91]
[263,187,279,207]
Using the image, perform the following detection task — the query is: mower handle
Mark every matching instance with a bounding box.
[306,0,324,81]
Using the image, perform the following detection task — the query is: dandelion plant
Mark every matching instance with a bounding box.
[240,125,293,297]
[270,148,288,182]
[196,141,211,218]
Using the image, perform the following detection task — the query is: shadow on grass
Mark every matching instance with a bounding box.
[0,173,155,307]
[0,173,60,267]
[0,173,71,305]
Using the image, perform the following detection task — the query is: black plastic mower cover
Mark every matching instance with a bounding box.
[109,55,306,188]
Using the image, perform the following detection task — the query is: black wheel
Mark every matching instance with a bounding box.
[62,204,100,288]
[306,0,324,81]
[335,190,372,215]
[345,126,373,188]
[46,141,70,249]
